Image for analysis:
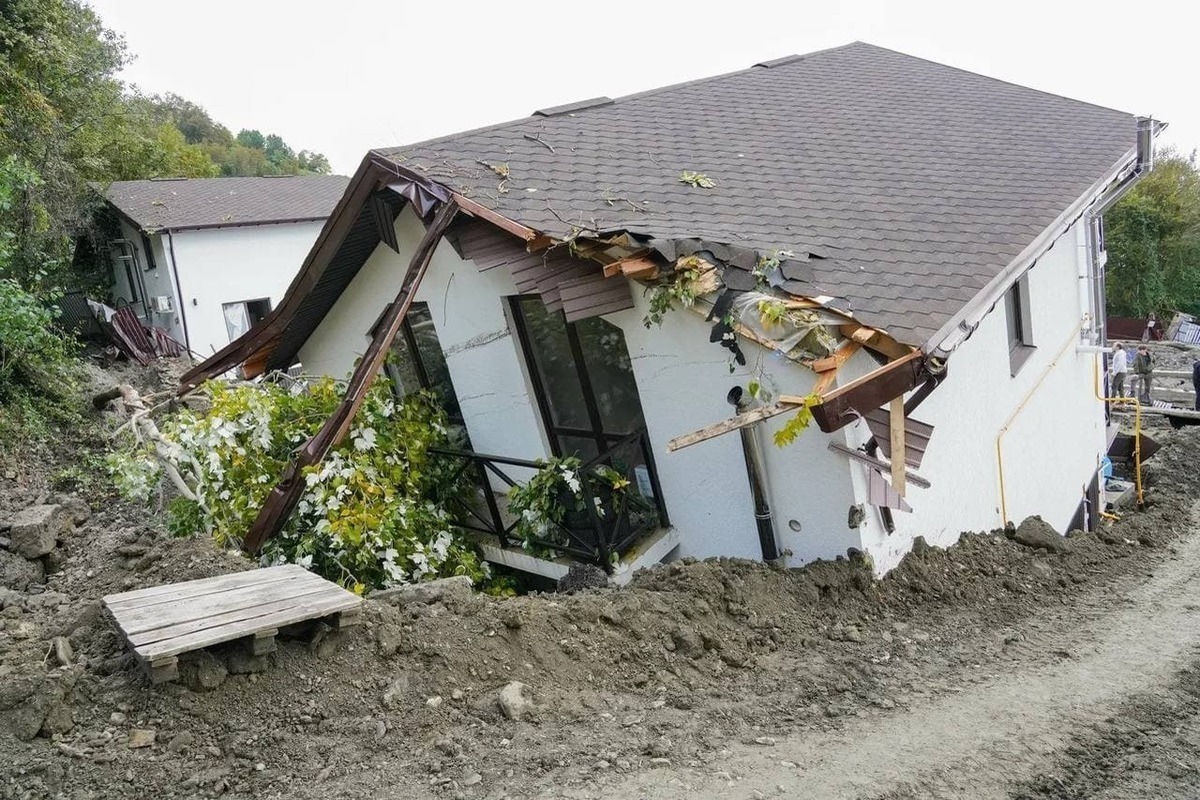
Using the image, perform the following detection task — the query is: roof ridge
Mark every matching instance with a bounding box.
[374,42,868,158]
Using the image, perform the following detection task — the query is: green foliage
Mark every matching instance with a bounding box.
[0,2,330,291]
[642,255,707,327]
[773,393,820,447]
[1105,148,1200,317]
[108,377,489,594]
[506,456,630,558]
[679,170,716,188]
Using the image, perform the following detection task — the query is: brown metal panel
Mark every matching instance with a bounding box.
[867,468,912,512]
[863,409,934,468]
[559,273,635,322]
[447,217,529,271]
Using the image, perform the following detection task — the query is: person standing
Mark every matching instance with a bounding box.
[1142,312,1159,342]
[1192,357,1200,411]
[1110,342,1129,397]
[1133,345,1154,404]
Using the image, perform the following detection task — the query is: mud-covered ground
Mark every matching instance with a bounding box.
[2,358,1200,799]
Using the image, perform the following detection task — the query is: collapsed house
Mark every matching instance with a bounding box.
[76,175,349,357]
[184,42,1159,579]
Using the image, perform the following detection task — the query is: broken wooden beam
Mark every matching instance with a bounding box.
[889,396,906,496]
[810,351,927,434]
[242,200,460,553]
[667,400,802,452]
[827,441,931,489]
[809,340,862,374]
[837,323,914,361]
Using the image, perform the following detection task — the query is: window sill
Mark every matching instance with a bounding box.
[1009,344,1036,376]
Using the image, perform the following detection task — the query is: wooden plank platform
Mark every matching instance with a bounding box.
[102,565,362,683]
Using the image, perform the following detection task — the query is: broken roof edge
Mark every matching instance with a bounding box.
[176,157,541,394]
[924,119,1161,362]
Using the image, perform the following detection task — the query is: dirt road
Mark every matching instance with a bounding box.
[575,505,1200,800]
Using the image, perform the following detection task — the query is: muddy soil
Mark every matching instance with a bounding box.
[3,360,1200,799]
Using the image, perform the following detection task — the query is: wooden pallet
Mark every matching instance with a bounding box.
[102,564,363,683]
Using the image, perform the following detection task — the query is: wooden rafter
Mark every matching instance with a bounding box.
[838,322,913,361]
[241,200,460,553]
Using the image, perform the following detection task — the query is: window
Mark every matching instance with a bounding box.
[120,257,139,303]
[222,298,272,342]
[1005,276,1035,374]
[140,233,157,270]
[374,302,464,427]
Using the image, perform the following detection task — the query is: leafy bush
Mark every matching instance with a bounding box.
[109,377,489,594]
[507,456,630,558]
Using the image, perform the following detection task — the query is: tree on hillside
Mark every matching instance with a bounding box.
[1105,148,1200,318]
[0,0,212,288]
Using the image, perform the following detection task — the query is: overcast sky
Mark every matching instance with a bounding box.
[87,0,1196,176]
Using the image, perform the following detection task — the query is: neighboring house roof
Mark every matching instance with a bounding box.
[100,175,351,233]
[375,41,1138,344]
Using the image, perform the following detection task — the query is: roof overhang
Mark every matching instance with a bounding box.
[924,117,1164,362]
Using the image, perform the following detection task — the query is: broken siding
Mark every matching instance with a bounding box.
[449,217,634,319]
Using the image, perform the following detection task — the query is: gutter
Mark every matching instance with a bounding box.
[925,117,1161,363]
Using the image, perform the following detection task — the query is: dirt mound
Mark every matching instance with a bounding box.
[3,365,1200,799]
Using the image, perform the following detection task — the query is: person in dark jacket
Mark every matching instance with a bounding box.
[1193,358,1200,411]
[1132,346,1154,403]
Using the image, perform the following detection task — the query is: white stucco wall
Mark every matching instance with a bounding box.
[108,220,185,343]
[856,218,1105,573]
[163,221,325,357]
[611,295,861,565]
[292,209,1103,575]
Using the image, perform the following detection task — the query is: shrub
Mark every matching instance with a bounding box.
[109,377,489,594]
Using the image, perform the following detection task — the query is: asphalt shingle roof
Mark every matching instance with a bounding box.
[102,175,350,233]
[375,42,1137,345]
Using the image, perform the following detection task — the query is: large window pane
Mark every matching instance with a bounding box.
[574,316,644,436]
[515,298,591,430]
[407,305,463,422]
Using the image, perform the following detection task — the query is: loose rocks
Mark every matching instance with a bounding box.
[8,504,68,559]
[371,576,473,608]
[498,681,534,721]
[1011,516,1068,553]
[179,650,227,692]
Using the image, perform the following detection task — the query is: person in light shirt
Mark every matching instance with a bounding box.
[1110,342,1128,398]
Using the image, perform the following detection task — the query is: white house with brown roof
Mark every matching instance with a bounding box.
[93,175,349,357]
[185,43,1159,581]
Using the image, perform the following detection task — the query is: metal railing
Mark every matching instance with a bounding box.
[429,427,669,571]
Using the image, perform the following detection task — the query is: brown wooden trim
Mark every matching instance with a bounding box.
[809,340,862,373]
[837,323,913,362]
[241,200,460,553]
[450,192,538,241]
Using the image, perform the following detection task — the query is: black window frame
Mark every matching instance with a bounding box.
[372,301,464,426]
[140,233,157,270]
[1005,275,1035,375]
[508,296,644,458]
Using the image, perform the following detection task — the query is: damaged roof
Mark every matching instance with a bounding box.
[374,41,1138,345]
[100,175,350,233]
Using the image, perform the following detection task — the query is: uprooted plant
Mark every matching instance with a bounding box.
[104,376,491,593]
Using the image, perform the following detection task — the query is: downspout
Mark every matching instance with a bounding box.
[165,230,194,357]
[727,386,780,561]
[1084,116,1157,346]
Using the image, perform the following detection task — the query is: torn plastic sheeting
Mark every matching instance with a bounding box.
[728,290,840,360]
